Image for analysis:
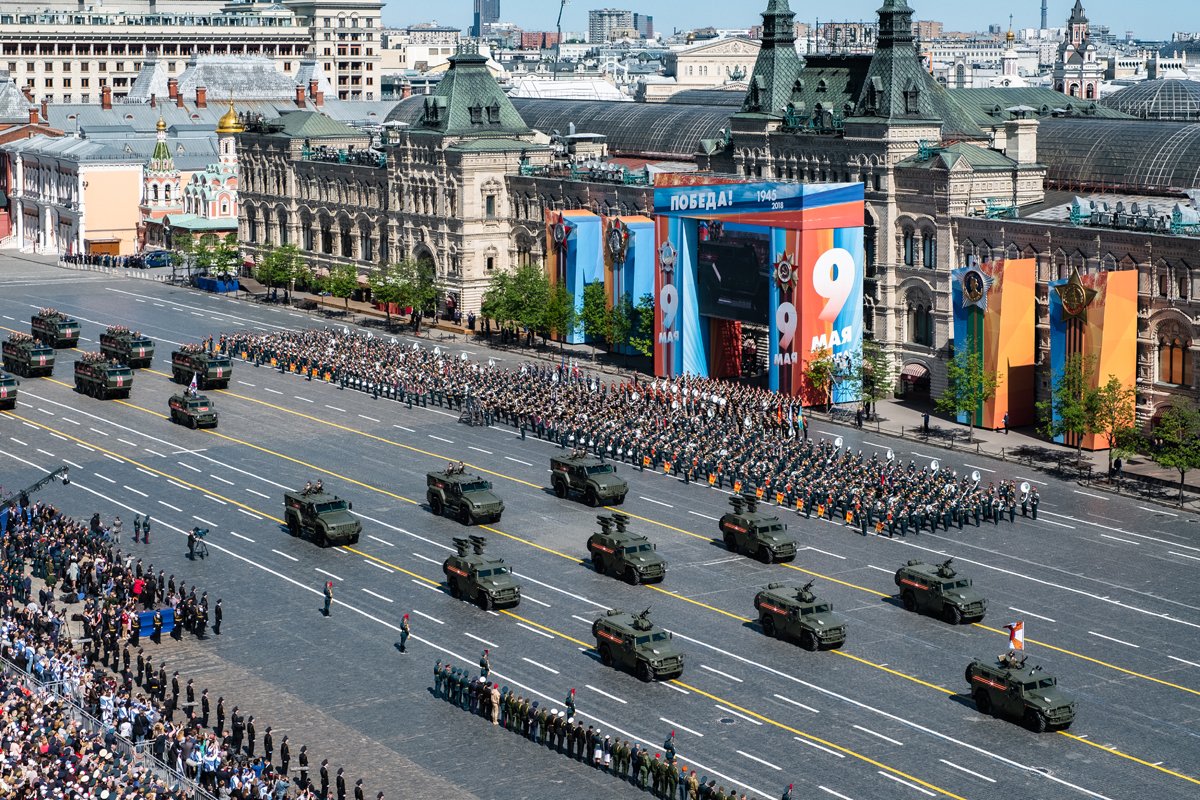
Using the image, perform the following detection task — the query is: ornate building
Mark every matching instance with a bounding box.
[1052,0,1103,99]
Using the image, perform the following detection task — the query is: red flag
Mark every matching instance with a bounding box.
[1004,620,1025,651]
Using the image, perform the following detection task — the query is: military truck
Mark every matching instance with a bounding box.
[283,483,361,546]
[966,653,1076,732]
[31,308,80,349]
[171,345,232,390]
[719,493,797,563]
[592,607,684,682]
[754,580,848,651]
[426,461,504,525]
[895,559,987,625]
[168,392,219,429]
[99,326,155,369]
[442,535,522,610]
[73,353,133,400]
[587,513,666,585]
[0,371,17,410]
[2,334,55,378]
[550,449,628,506]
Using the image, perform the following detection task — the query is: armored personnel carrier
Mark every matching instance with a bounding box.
[100,326,155,369]
[0,371,17,410]
[754,580,847,650]
[442,535,522,610]
[895,559,987,625]
[168,392,219,429]
[426,461,504,525]
[550,448,628,506]
[719,493,797,563]
[2,334,55,378]
[73,353,133,400]
[587,513,666,585]
[31,308,80,349]
[966,653,1076,732]
[171,345,232,390]
[283,483,361,546]
[592,607,684,682]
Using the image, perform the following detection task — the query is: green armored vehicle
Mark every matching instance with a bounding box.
[283,482,361,546]
[168,392,218,429]
[0,371,17,410]
[74,354,133,400]
[587,513,666,585]
[550,448,628,506]
[719,493,797,563]
[3,334,55,378]
[592,607,684,682]
[966,653,1076,732]
[895,559,987,625]
[100,326,155,369]
[754,580,848,651]
[443,535,522,610]
[171,345,232,390]
[426,461,504,525]
[31,308,80,349]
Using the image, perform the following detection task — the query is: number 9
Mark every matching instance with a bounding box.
[812,248,855,322]
[776,302,797,351]
[660,284,678,331]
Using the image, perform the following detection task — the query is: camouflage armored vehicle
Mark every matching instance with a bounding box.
[426,461,503,525]
[550,448,628,506]
[2,334,55,378]
[168,392,218,429]
[587,513,666,585]
[283,482,361,546]
[895,559,987,625]
[0,371,17,410]
[442,535,522,610]
[171,345,232,390]
[592,607,684,682]
[754,581,848,651]
[100,326,155,369]
[719,493,797,563]
[73,353,133,400]
[966,653,1076,732]
[31,308,80,349]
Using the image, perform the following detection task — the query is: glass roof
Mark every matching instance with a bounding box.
[1100,80,1200,122]
[1037,117,1200,192]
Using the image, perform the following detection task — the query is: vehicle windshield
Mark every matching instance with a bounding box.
[941,580,970,590]
[315,500,347,512]
[810,603,831,614]
[113,368,133,377]
[0,377,15,387]
[635,632,670,645]
[460,481,491,492]
[624,544,653,553]
[187,402,211,411]
[756,524,785,534]
[211,356,231,366]
[474,567,508,577]
[1038,678,1055,689]
[585,464,615,475]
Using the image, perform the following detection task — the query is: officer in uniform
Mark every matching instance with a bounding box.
[1030,488,1040,519]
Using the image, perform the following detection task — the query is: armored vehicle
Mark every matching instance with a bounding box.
[73,354,133,400]
[754,581,848,650]
[966,653,1076,732]
[2,334,55,378]
[719,493,797,563]
[442,535,522,610]
[587,513,666,585]
[100,326,155,369]
[31,308,80,348]
[592,607,684,682]
[550,449,628,506]
[283,482,361,546]
[171,345,232,390]
[895,559,987,625]
[168,392,218,429]
[0,371,17,410]
[426,461,503,525]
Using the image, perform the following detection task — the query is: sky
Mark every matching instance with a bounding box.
[382,1,1188,42]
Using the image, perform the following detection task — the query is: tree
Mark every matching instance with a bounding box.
[936,348,1001,431]
[579,281,610,358]
[509,264,550,338]
[367,263,405,326]
[323,262,359,310]
[480,270,514,334]
[1088,374,1139,474]
[540,282,577,348]
[804,345,837,412]
[1037,353,1093,453]
[628,292,655,359]
[1149,400,1200,506]
[608,293,636,364]
[210,232,240,278]
[256,243,305,299]
[847,338,892,419]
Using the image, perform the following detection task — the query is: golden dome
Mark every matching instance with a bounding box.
[156,116,166,132]
[1006,27,1015,43]
[216,100,243,135]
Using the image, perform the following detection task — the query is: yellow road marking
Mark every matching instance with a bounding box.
[833,650,955,695]
[1057,731,1200,786]
[645,584,754,623]
[342,546,441,587]
[782,562,889,597]
[500,609,595,648]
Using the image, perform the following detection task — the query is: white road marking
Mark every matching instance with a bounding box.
[238,509,262,520]
[176,461,201,472]
[143,449,164,457]
[640,496,674,508]
[505,456,532,466]
[88,428,110,436]
[36,449,55,458]
[394,425,415,432]
[325,405,346,413]
[715,705,762,726]
[118,438,138,447]
[522,657,559,674]
[169,481,192,491]
[361,588,393,603]
[264,387,283,395]
[157,501,183,512]
[21,422,37,430]
[102,453,121,463]
[119,484,147,497]
[522,594,551,608]
[878,771,935,797]
[853,724,903,746]
[368,535,394,547]
[237,381,255,387]
[135,467,157,478]
[464,632,498,649]
[1073,489,1106,500]
[428,434,454,443]
[294,396,313,403]
[1170,551,1200,562]
[938,759,997,783]
[1140,506,1178,516]
[661,683,690,695]
[8,438,27,446]
[867,565,893,573]
[315,568,343,582]
[246,488,270,499]
[365,560,393,573]
[737,750,781,770]
[660,717,703,737]
[772,694,819,713]
[795,737,844,758]
[192,516,216,526]
[1168,655,1200,668]
[410,609,444,625]
[909,453,936,460]
[1088,631,1139,648]
[964,464,995,473]
[1100,534,1138,545]
[517,622,555,639]
[48,433,67,442]
[819,787,855,800]
[700,664,743,683]
[1040,518,1076,529]
[585,684,628,705]
[412,579,441,592]
[571,615,595,626]
[1009,607,1056,623]
[468,446,493,454]
[411,552,442,566]
[688,510,719,521]
[62,459,82,469]
[36,408,54,416]
[803,546,846,560]
[61,417,80,426]
[205,496,228,505]
[358,415,380,423]
[209,474,235,485]
[271,549,299,562]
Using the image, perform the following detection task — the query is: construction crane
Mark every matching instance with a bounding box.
[554,0,570,81]
[0,466,70,511]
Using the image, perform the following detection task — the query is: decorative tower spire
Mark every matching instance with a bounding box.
[739,0,804,116]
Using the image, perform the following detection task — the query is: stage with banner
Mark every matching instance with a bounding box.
[651,177,864,403]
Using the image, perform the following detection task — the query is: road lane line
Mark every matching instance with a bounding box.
[522,594,551,608]
[325,405,346,413]
[123,485,148,498]
[206,496,228,505]
[714,705,763,726]
[1169,551,1200,562]
[394,425,415,432]
[410,552,442,565]
[878,771,936,797]
[102,453,121,462]
[522,657,559,674]
[368,535,394,547]
[796,737,845,758]
[229,532,255,542]
[853,724,904,746]
[429,434,454,444]
[773,694,819,713]
[412,579,441,592]
[700,664,743,683]
[1088,631,1139,648]
[264,388,283,395]
[36,449,55,458]
[1140,506,1178,516]
[938,760,996,783]
[209,474,235,485]
[517,622,555,639]
[176,461,201,472]
[9,438,27,446]
[136,467,158,478]
[61,417,80,426]
[660,717,703,737]
[688,510,719,521]
[168,481,192,491]
[294,396,313,402]
[819,787,855,800]
[62,459,81,469]
[964,464,995,473]
[271,549,299,562]
[803,546,846,560]
[1100,534,1139,545]
[640,496,674,508]
[1073,489,1106,500]
[158,498,182,509]
[358,415,380,423]
[661,683,690,695]
[1168,655,1200,668]
[584,684,627,704]
[464,632,498,648]
[246,488,270,499]
[315,569,343,582]
[410,609,444,625]
[737,750,781,770]
[867,565,892,573]
[1009,607,1056,623]
[505,456,532,466]
[468,446,493,454]
[365,560,393,573]
[361,588,393,603]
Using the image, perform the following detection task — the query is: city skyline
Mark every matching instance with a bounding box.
[382,0,1189,41]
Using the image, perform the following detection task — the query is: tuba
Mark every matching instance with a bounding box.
[1019,481,1031,504]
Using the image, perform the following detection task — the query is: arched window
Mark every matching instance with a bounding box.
[165,185,172,202]
[1085,84,1095,99]
[922,233,936,269]
[151,184,159,202]
[1159,337,1191,385]
[908,303,934,346]
[903,229,915,266]
[1159,273,1170,297]
[1179,271,1190,300]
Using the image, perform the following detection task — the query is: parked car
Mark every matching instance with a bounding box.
[144,250,172,268]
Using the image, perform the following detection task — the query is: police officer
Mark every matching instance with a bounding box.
[336,768,347,800]
[564,688,576,718]
[398,614,410,653]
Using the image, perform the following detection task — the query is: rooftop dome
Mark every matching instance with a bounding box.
[1100,79,1200,122]
[216,100,243,134]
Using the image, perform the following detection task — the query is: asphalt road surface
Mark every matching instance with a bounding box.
[2,257,1199,800]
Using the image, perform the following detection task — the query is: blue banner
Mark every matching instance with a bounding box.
[654,182,863,216]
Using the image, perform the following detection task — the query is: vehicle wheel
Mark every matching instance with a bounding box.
[317,530,329,548]
[460,506,473,526]
[893,572,903,587]
[477,590,492,611]
[901,590,917,612]
[429,495,443,517]
[943,605,964,625]
[723,532,737,551]
[187,415,197,429]
[800,630,819,652]
[760,615,777,639]
[448,581,461,599]
[757,545,773,564]
[599,644,614,667]
[637,661,653,682]
[615,494,626,506]
[286,515,299,536]
[973,689,992,716]
[585,489,598,507]
[625,566,640,586]
[1025,708,1047,733]
[553,479,567,498]
[592,555,605,574]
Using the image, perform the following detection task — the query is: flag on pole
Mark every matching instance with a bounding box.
[1004,620,1025,651]
[188,372,199,395]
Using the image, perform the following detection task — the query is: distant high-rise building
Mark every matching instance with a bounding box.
[633,12,654,39]
[589,8,633,43]
[472,0,500,37]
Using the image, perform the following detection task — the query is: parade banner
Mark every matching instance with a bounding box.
[601,215,655,355]
[546,210,602,344]
[1047,268,1137,450]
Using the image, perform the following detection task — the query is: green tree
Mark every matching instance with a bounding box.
[540,282,578,348]
[1037,353,1093,453]
[628,292,655,359]
[844,338,891,418]
[509,264,551,337]
[937,348,1001,431]
[323,262,359,310]
[608,293,636,364]
[256,243,305,300]
[210,232,240,278]
[480,270,514,334]
[579,281,610,358]
[805,345,837,412]
[1088,374,1139,475]
[1149,400,1200,506]
[367,263,405,326]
